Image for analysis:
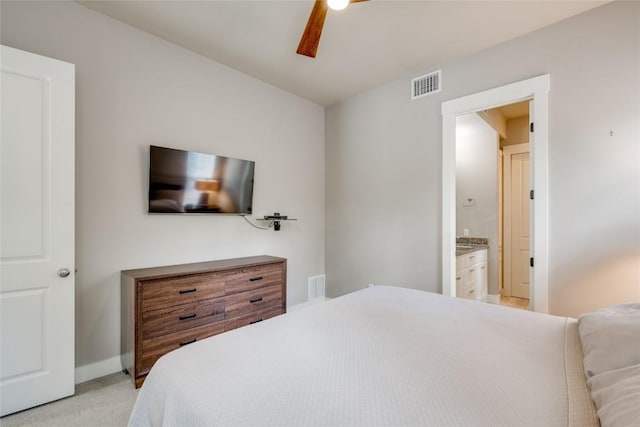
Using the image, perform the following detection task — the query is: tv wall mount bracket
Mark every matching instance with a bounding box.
[258,212,297,231]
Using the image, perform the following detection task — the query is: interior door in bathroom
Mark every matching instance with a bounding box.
[504,144,530,299]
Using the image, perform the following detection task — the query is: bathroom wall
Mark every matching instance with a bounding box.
[456,113,499,294]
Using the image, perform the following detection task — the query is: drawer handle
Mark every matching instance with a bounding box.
[250,297,263,304]
[179,338,196,346]
[249,276,263,282]
[179,288,197,294]
[179,313,197,320]
[456,276,461,280]
[250,318,263,324]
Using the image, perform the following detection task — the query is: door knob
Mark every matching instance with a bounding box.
[57,268,71,278]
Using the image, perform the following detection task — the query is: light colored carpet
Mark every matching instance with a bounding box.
[0,372,138,427]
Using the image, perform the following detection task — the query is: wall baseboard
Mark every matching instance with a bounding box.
[75,355,122,384]
[486,294,501,304]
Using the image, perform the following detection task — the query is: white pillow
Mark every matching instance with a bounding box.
[578,303,640,378]
[588,363,640,427]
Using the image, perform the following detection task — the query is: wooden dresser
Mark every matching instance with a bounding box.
[121,255,286,388]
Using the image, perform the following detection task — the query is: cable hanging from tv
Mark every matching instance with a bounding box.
[242,215,274,230]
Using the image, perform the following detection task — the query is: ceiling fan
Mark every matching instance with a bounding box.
[297,0,369,58]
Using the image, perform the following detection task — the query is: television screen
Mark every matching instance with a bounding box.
[148,145,254,214]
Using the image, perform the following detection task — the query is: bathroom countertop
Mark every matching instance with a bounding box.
[455,237,489,257]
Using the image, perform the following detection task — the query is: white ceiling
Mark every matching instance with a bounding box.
[77,0,606,106]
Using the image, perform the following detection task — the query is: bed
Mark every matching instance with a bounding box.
[129,286,601,426]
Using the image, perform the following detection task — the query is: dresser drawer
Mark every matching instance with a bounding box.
[225,306,283,331]
[225,263,283,294]
[225,284,282,318]
[140,322,225,376]
[141,273,225,312]
[142,298,225,339]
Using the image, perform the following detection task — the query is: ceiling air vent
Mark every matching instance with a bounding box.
[411,70,441,100]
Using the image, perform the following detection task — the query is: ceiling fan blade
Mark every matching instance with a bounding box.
[349,0,369,3]
[297,0,329,58]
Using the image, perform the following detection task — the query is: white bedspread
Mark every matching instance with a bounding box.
[129,286,598,426]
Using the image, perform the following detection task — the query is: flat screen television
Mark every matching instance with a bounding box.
[148,145,255,214]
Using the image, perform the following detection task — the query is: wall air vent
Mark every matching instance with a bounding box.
[411,70,441,99]
[308,275,325,300]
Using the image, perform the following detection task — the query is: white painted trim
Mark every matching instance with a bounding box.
[74,356,122,384]
[486,294,501,304]
[441,74,549,314]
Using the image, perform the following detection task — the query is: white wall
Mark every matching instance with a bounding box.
[1,1,325,377]
[456,113,499,295]
[326,1,640,318]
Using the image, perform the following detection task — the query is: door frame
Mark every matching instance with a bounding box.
[441,74,549,313]
[503,143,530,299]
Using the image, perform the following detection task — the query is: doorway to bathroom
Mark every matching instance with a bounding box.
[441,75,550,314]
[455,101,531,310]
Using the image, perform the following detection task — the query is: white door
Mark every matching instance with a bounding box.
[0,45,75,416]
[503,143,530,300]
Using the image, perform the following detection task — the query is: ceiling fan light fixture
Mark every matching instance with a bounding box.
[297,0,368,58]
[327,0,349,11]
